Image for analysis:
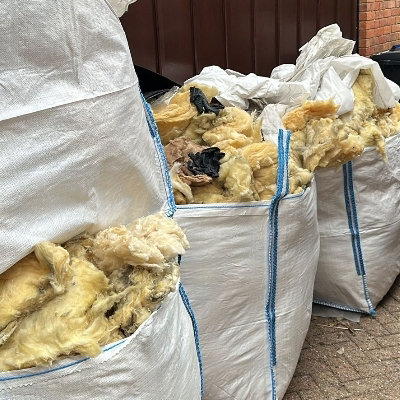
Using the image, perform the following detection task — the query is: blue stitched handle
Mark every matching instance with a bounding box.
[265,129,291,390]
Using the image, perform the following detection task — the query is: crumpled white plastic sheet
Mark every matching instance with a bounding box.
[386,78,400,101]
[312,304,361,323]
[107,0,137,17]
[184,24,399,142]
[185,66,311,110]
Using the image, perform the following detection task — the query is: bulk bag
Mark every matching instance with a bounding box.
[0,0,175,274]
[0,282,202,400]
[0,1,201,398]
[175,131,320,400]
[314,133,400,314]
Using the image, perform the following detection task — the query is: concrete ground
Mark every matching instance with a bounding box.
[284,275,400,400]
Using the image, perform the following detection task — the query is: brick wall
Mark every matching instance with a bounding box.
[359,0,400,57]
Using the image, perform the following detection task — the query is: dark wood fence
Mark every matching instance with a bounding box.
[121,0,358,84]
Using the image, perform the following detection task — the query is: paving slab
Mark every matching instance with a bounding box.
[284,275,400,399]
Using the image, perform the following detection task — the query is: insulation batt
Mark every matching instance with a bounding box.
[203,127,253,156]
[0,251,67,334]
[153,82,262,146]
[241,143,278,200]
[284,70,400,171]
[197,107,263,145]
[163,133,312,204]
[191,182,228,204]
[0,242,112,371]
[153,83,219,145]
[217,151,259,201]
[0,214,188,372]
[240,142,313,201]
[156,84,313,204]
[89,213,189,273]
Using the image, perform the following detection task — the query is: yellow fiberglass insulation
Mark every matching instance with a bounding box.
[240,142,313,201]
[283,70,400,171]
[156,84,314,204]
[0,242,113,372]
[167,137,313,204]
[0,213,188,372]
[283,99,339,133]
[182,105,262,145]
[203,127,254,156]
[301,118,365,171]
[284,98,366,172]
[0,250,67,334]
[217,152,259,202]
[153,83,219,145]
[106,261,179,336]
[289,157,314,195]
[90,213,189,274]
[240,142,278,201]
[191,182,228,204]
[196,107,263,145]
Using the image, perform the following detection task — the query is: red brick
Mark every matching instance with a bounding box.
[384,25,393,34]
[377,44,385,53]
[359,3,368,12]
[377,27,385,36]
[370,28,379,38]
[367,19,376,29]
[392,25,400,33]
[388,16,397,25]
[369,20,376,29]
[388,0,396,7]
[359,28,377,40]
[360,10,377,21]
[359,48,367,57]
[359,39,368,48]
[384,9,392,18]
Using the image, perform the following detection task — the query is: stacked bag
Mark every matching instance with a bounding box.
[150,24,400,399]
[174,132,319,399]
[0,1,201,399]
[151,62,320,400]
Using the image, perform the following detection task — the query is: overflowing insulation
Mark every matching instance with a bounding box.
[154,83,313,204]
[0,213,188,372]
[283,69,400,171]
[152,83,219,145]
